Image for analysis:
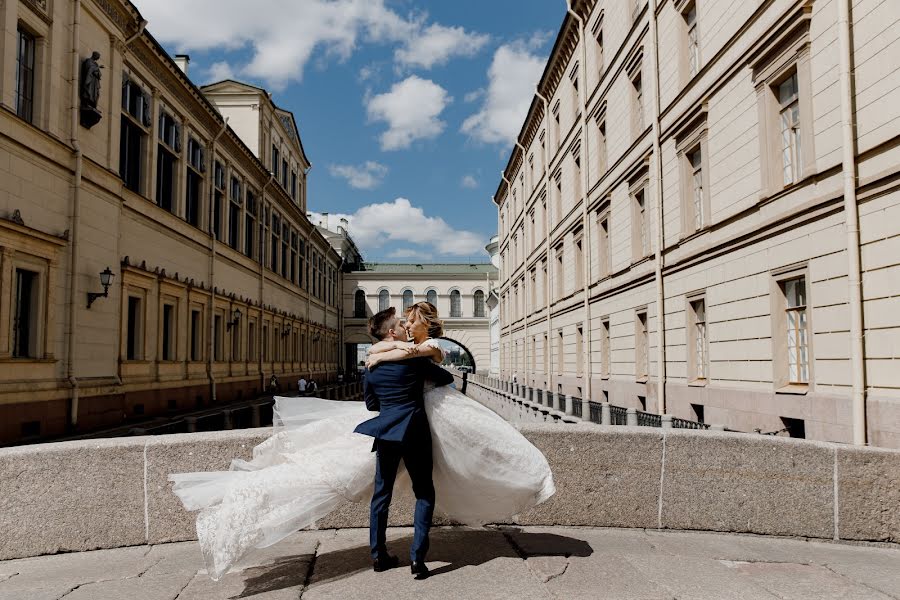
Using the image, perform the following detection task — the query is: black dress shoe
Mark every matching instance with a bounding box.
[410,560,430,579]
[373,554,399,572]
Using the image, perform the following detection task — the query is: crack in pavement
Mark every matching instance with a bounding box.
[821,563,900,600]
[540,558,570,584]
[297,539,321,599]
[171,575,194,600]
[500,531,554,599]
[0,572,18,584]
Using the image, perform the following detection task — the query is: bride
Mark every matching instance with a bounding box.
[169,301,555,581]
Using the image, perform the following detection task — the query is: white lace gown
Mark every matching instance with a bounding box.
[170,365,555,580]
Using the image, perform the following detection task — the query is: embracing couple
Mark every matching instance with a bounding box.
[170,301,555,582]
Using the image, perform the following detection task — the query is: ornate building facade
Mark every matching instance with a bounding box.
[0,0,341,445]
[494,0,900,447]
[342,263,498,373]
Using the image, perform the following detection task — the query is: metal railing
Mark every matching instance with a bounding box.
[588,401,602,423]
[571,397,583,418]
[671,417,710,430]
[637,411,662,427]
[609,405,628,425]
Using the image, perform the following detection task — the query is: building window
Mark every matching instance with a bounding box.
[290,231,298,284]
[189,308,202,362]
[632,186,649,260]
[354,290,367,318]
[120,77,149,194]
[530,268,537,310]
[402,289,414,312]
[783,276,809,384]
[684,2,700,79]
[15,27,36,123]
[281,158,288,189]
[552,102,561,150]
[126,296,143,360]
[576,325,584,376]
[262,323,269,362]
[248,320,257,361]
[281,222,289,279]
[779,73,802,186]
[270,213,280,273]
[12,268,40,358]
[213,162,225,242]
[474,290,486,318]
[291,170,298,201]
[595,114,607,176]
[231,316,241,361]
[555,243,565,299]
[688,297,708,382]
[572,150,582,203]
[557,330,564,374]
[601,319,611,378]
[244,189,256,259]
[574,229,584,290]
[425,289,437,307]
[570,65,580,121]
[156,111,181,213]
[450,290,462,317]
[553,171,562,225]
[185,137,205,228]
[161,303,175,361]
[597,210,611,279]
[378,289,390,312]
[228,175,242,250]
[272,144,279,179]
[593,14,605,76]
[631,71,644,136]
[635,310,649,380]
[213,313,224,362]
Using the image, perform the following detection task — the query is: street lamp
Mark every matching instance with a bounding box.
[87,267,115,309]
[226,308,242,331]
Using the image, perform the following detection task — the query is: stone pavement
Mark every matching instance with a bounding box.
[0,526,898,600]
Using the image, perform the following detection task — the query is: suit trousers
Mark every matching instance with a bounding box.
[369,426,435,562]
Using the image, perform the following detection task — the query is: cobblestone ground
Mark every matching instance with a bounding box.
[0,526,898,600]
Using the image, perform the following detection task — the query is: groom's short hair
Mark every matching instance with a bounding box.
[369,307,397,340]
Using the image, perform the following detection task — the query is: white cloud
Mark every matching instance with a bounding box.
[205,60,236,83]
[134,0,487,90]
[461,38,548,144]
[309,198,485,256]
[464,89,485,103]
[366,76,452,150]
[388,248,433,260]
[395,24,489,70]
[461,175,478,189]
[328,161,388,190]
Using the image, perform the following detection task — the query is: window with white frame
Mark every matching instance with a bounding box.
[426,289,437,307]
[120,75,150,194]
[378,289,390,312]
[783,276,809,384]
[778,72,802,186]
[574,228,584,290]
[631,71,644,135]
[635,310,649,380]
[15,26,36,123]
[601,318,611,378]
[632,185,649,260]
[185,137,205,228]
[450,290,462,317]
[595,111,607,176]
[557,329,564,374]
[553,170,563,225]
[12,267,41,358]
[402,289,414,312]
[552,102,561,150]
[597,209,611,279]
[555,242,565,299]
[161,302,176,361]
[687,296,708,382]
[576,325,584,376]
[684,1,700,79]
[126,295,144,360]
[189,308,203,362]
[593,14,605,76]
[213,161,225,243]
[156,110,181,213]
[474,290,485,318]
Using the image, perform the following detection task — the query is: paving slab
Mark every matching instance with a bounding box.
[0,526,898,600]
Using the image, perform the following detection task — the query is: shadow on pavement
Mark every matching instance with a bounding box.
[235,528,593,597]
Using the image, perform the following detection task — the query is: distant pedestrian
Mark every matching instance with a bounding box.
[308,380,318,394]
[269,374,279,394]
[298,377,307,395]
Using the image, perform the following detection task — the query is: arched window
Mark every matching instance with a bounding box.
[378,289,390,312]
[402,289,414,312]
[450,290,462,317]
[426,289,437,306]
[354,290,366,318]
[473,290,485,318]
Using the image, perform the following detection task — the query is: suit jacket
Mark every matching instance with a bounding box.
[353,358,454,443]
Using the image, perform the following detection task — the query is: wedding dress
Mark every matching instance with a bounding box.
[170,344,555,580]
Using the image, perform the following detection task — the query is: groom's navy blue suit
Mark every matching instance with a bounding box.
[354,359,453,563]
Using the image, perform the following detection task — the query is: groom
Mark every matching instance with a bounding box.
[354,307,453,579]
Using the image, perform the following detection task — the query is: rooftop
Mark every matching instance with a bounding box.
[2,526,897,599]
[354,263,498,274]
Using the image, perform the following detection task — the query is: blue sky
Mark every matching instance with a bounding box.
[132,0,562,262]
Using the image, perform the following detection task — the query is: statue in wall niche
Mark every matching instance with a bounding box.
[79,51,103,129]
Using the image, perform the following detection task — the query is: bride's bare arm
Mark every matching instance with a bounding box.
[367,340,409,355]
[366,342,443,369]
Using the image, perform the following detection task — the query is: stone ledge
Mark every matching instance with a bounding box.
[1,424,899,561]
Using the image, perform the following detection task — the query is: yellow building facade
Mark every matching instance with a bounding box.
[495,0,900,447]
[0,0,341,444]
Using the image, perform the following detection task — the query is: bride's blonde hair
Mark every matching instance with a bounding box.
[405,301,444,338]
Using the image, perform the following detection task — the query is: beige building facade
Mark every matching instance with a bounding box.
[0,0,342,445]
[494,0,900,447]
[343,263,498,373]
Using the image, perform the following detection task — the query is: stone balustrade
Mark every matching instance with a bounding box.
[2,412,898,562]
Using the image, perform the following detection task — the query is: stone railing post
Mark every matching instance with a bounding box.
[661,414,673,429]
[251,404,261,428]
[626,408,638,426]
[710,424,726,431]
[185,416,198,433]
[601,402,612,425]
[223,410,233,430]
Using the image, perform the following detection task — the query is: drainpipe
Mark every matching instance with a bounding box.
[536,88,553,398]
[66,0,83,428]
[647,0,667,414]
[206,117,228,404]
[837,0,866,445]
[566,0,593,404]
[259,174,274,391]
[501,171,517,387]
[515,140,530,391]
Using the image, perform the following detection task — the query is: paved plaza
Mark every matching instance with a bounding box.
[0,526,897,600]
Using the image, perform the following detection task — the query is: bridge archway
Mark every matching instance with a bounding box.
[436,337,477,372]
